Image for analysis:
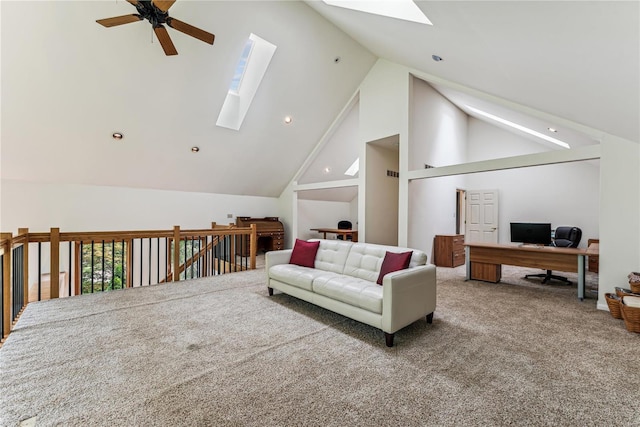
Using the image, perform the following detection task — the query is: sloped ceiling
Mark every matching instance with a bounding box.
[307,0,639,143]
[1,1,376,197]
[2,1,638,200]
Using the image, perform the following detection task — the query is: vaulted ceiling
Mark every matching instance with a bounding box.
[2,1,638,198]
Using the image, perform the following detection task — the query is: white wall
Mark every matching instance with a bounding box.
[296,199,353,241]
[358,60,408,145]
[278,180,295,248]
[598,135,640,309]
[410,77,467,170]
[1,179,280,233]
[465,119,600,247]
[297,101,360,185]
[408,77,467,257]
[358,60,409,242]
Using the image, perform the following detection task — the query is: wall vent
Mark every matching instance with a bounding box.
[386,170,399,178]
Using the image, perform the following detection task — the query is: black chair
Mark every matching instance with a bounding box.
[337,220,352,240]
[525,226,582,284]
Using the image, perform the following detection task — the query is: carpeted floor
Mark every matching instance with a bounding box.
[0,263,638,426]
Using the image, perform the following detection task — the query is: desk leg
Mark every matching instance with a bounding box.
[577,254,585,301]
[465,246,470,281]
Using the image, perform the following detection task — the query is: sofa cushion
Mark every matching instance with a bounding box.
[313,239,353,274]
[376,251,412,285]
[313,275,383,314]
[343,243,427,283]
[289,239,320,268]
[269,264,342,292]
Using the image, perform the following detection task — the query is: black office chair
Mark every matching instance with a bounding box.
[525,226,582,284]
[337,220,352,240]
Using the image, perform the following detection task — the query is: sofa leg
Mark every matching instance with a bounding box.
[426,312,434,324]
[384,332,394,347]
[268,287,273,296]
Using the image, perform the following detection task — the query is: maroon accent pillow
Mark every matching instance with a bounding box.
[289,239,320,268]
[376,251,413,285]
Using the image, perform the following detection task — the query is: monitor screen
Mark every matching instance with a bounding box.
[510,222,552,245]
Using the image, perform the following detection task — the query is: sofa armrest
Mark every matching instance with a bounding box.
[265,249,293,272]
[381,264,437,333]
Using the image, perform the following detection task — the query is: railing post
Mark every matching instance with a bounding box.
[18,228,29,304]
[74,242,81,295]
[126,239,133,287]
[229,224,237,270]
[50,228,60,299]
[173,226,180,282]
[250,223,257,270]
[165,238,172,282]
[2,233,12,340]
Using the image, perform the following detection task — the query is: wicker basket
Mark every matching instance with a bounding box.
[605,293,622,319]
[619,297,640,333]
[615,287,640,298]
[628,271,640,293]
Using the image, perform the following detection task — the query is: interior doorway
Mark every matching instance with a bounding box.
[365,135,399,245]
[456,189,466,236]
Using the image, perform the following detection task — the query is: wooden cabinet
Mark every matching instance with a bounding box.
[236,216,284,256]
[434,234,465,267]
[470,262,502,283]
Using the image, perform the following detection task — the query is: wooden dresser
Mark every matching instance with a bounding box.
[236,216,284,255]
[434,234,465,267]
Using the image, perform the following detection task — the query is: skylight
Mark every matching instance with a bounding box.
[229,38,255,94]
[323,0,432,25]
[344,158,359,176]
[217,34,277,131]
[465,106,571,149]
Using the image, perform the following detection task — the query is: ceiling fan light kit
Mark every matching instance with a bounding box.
[96,0,215,56]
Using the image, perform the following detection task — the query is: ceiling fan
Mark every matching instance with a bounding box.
[96,0,215,56]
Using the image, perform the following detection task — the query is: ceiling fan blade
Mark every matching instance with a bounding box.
[167,18,215,45]
[154,25,178,56]
[152,0,176,12]
[96,14,143,27]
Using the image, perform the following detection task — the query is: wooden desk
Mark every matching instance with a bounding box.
[465,243,590,300]
[310,228,358,242]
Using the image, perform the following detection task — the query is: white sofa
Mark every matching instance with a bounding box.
[266,239,436,347]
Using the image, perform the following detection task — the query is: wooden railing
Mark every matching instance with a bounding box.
[0,222,257,345]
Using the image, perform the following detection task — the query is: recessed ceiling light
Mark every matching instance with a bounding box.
[191,146,200,153]
[112,132,123,140]
[284,116,292,124]
[432,55,443,62]
[548,127,557,133]
[323,166,331,174]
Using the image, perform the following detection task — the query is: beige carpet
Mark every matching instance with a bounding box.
[1,264,638,426]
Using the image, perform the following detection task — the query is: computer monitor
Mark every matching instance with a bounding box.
[510,222,552,246]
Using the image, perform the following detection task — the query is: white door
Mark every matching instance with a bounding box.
[466,189,499,243]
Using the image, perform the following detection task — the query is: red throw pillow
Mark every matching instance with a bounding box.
[376,251,412,285]
[289,239,320,268]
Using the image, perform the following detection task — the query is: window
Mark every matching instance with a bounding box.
[323,0,432,25]
[216,33,277,131]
